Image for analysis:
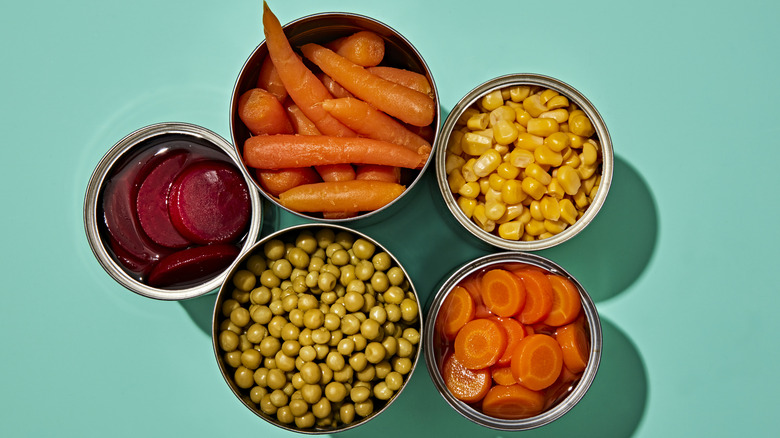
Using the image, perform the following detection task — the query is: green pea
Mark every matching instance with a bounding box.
[260,270,281,288]
[274,351,296,372]
[386,267,405,286]
[318,272,337,292]
[253,367,269,387]
[301,383,322,404]
[286,247,310,270]
[383,286,405,304]
[375,361,392,379]
[267,368,287,390]
[315,228,336,249]
[365,342,387,364]
[371,271,389,293]
[340,403,356,425]
[360,319,381,341]
[350,386,370,404]
[230,307,251,327]
[341,314,361,335]
[241,349,262,370]
[295,232,318,254]
[393,357,413,374]
[221,299,240,317]
[246,254,268,276]
[348,352,368,372]
[260,394,277,415]
[311,327,331,345]
[381,335,398,357]
[300,361,321,385]
[250,286,272,305]
[386,371,404,391]
[281,294,298,313]
[312,396,332,419]
[219,330,239,352]
[259,336,281,357]
[324,381,347,403]
[272,258,293,280]
[403,328,421,345]
[328,329,343,347]
[323,312,341,331]
[231,288,250,304]
[352,238,376,260]
[373,381,393,401]
[343,291,364,313]
[355,399,374,417]
[276,405,294,424]
[330,249,350,266]
[250,386,268,404]
[337,338,355,356]
[281,339,301,357]
[354,260,374,281]
[288,308,304,328]
[233,270,257,291]
[299,345,317,362]
[334,231,355,250]
[267,315,287,337]
[224,351,242,368]
[303,309,324,330]
[263,239,286,261]
[289,398,309,417]
[355,364,375,382]
[369,306,387,324]
[400,298,419,321]
[298,294,319,311]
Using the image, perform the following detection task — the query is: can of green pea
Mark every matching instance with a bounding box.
[83,122,263,300]
[423,252,602,430]
[435,73,614,251]
[212,223,423,433]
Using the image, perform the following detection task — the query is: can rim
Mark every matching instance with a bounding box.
[423,251,602,430]
[211,223,424,434]
[229,12,440,224]
[83,122,263,301]
[434,73,614,251]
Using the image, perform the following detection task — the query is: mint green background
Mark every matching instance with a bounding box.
[2,0,778,436]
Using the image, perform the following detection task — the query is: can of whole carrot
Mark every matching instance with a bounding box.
[230,6,439,225]
[423,252,601,430]
[83,122,263,300]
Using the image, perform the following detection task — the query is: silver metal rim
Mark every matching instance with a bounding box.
[423,252,602,431]
[229,12,440,224]
[212,223,423,434]
[83,122,263,301]
[435,73,614,251]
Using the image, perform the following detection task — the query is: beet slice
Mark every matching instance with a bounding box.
[168,160,251,244]
[136,150,192,248]
[102,154,172,273]
[147,244,240,287]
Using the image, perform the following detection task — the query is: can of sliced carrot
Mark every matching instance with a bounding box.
[83,122,263,300]
[423,252,602,430]
[230,9,439,226]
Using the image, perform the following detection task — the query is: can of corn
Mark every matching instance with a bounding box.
[435,74,613,251]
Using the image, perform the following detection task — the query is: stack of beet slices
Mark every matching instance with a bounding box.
[102,147,251,288]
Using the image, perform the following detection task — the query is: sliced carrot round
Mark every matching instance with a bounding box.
[441,352,491,403]
[492,317,526,366]
[454,318,507,370]
[481,269,526,317]
[555,320,590,373]
[510,334,563,391]
[438,286,476,340]
[490,365,517,386]
[542,274,582,326]
[481,384,545,419]
[513,269,554,325]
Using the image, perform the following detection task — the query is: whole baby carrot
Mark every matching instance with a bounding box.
[318,73,354,99]
[284,100,321,136]
[262,2,355,137]
[300,43,435,127]
[278,180,405,213]
[237,88,294,135]
[255,167,321,197]
[355,164,401,184]
[366,66,433,97]
[321,97,432,155]
[326,30,385,67]
[257,55,287,102]
[243,134,429,169]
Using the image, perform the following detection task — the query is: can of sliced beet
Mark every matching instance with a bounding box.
[84,122,263,300]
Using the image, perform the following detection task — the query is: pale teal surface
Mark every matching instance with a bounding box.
[2,0,778,436]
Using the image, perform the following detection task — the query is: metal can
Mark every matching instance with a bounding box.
[423,252,602,430]
[212,223,423,433]
[83,122,263,300]
[435,74,614,251]
[230,13,440,226]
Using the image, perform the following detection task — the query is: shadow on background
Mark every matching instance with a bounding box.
[538,156,658,302]
[339,317,647,438]
[179,293,217,336]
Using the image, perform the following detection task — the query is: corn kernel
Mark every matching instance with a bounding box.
[447,130,464,154]
[521,234,535,241]
[515,109,532,127]
[539,108,569,123]
[523,93,548,117]
[525,219,545,236]
[545,218,568,234]
[546,95,569,110]
[528,200,543,221]
[569,110,595,137]
[582,174,598,194]
[540,196,561,221]
[473,128,494,143]
[547,177,566,200]
[445,153,466,174]
[473,149,502,178]
[560,122,569,133]
[508,149,534,168]
[573,187,589,209]
[527,118,560,137]
[472,204,495,232]
[501,88,511,100]
[494,143,510,157]
[492,119,519,146]
[489,106,516,126]
[525,162,552,185]
[496,162,520,180]
[518,207,532,225]
[559,199,578,225]
[488,173,505,192]
[589,182,599,198]
[521,177,546,200]
[498,221,523,240]
[582,140,599,166]
[466,113,489,131]
[534,145,563,167]
[538,232,555,240]
[567,132,584,149]
[478,177,490,195]
[456,107,480,125]
[458,181,480,198]
[577,163,598,180]
[539,89,559,105]
[544,131,571,152]
[485,200,506,221]
[501,179,525,205]
[457,196,477,218]
[514,133,544,151]
[563,149,581,168]
[509,86,531,102]
[557,165,581,196]
[462,132,492,156]
[481,90,504,111]
[501,203,524,222]
[447,168,466,193]
[485,187,502,203]
[462,158,478,182]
